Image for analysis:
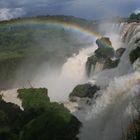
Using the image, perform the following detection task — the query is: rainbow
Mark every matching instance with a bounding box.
[44,20,102,38]
[0,18,102,39]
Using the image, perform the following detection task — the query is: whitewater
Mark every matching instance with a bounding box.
[0,22,140,140]
[32,45,97,101]
[78,23,140,140]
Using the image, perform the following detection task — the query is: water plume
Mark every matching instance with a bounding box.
[79,72,140,140]
[78,22,140,140]
[32,46,97,101]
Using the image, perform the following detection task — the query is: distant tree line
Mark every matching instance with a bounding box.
[127,13,140,22]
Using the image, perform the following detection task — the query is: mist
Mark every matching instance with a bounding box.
[12,21,127,101]
[79,72,140,140]
[0,0,140,139]
[10,22,95,101]
[32,46,97,101]
[0,16,139,140]
[73,21,140,140]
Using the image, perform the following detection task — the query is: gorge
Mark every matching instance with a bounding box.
[0,16,140,140]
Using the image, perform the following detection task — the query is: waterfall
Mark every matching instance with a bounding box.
[32,45,97,101]
[0,21,139,140]
[94,62,104,73]
[98,22,125,51]
[79,72,140,140]
[93,23,140,87]
[78,23,140,140]
[121,23,138,43]
[61,47,95,81]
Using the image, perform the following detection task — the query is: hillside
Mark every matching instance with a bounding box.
[0,15,98,89]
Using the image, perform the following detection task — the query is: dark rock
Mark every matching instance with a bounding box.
[85,37,125,77]
[17,88,50,111]
[96,37,112,48]
[86,55,97,77]
[129,47,140,64]
[125,115,140,140]
[103,58,120,69]
[116,48,126,57]
[69,84,100,99]
[128,12,140,23]
[0,88,81,140]
[96,37,115,58]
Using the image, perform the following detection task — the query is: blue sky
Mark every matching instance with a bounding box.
[0,0,140,20]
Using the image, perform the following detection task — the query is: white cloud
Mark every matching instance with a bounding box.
[0,0,140,19]
[0,8,25,21]
[134,9,140,14]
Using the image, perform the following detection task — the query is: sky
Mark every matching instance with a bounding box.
[0,0,140,20]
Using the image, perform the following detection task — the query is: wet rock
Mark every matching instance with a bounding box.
[69,84,100,99]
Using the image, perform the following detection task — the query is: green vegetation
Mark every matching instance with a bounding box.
[0,15,98,31]
[127,13,140,23]
[19,103,80,140]
[95,37,114,58]
[86,37,119,76]
[103,58,120,69]
[0,88,81,140]
[95,46,115,59]
[0,57,24,88]
[0,100,23,140]
[129,47,140,64]
[0,16,96,88]
[69,84,100,99]
[96,37,112,48]
[17,88,49,110]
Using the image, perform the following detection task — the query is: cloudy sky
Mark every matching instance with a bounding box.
[0,0,140,20]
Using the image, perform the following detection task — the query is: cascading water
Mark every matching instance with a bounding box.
[94,23,140,87]
[0,21,139,140]
[78,23,140,140]
[79,72,140,140]
[32,45,97,101]
[0,45,98,107]
[94,62,104,73]
[61,47,95,81]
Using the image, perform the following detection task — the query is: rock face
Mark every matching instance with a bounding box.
[86,37,124,77]
[95,37,114,58]
[116,48,126,58]
[129,47,140,64]
[69,84,100,99]
[125,114,140,140]
[133,58,140,71]
[128,13,140,23]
